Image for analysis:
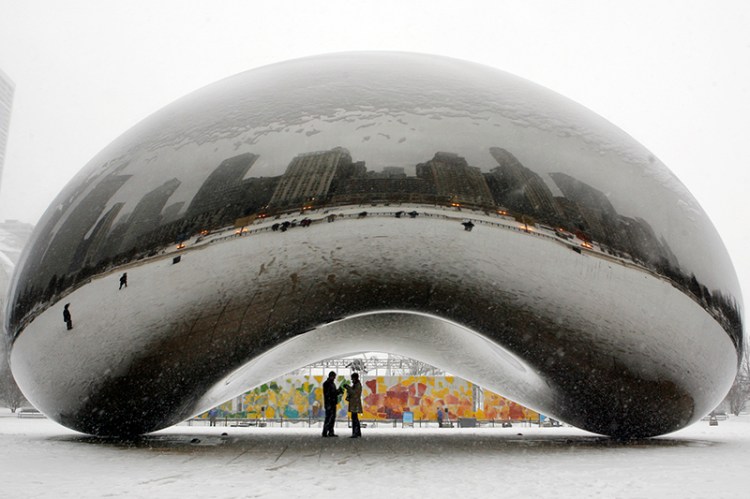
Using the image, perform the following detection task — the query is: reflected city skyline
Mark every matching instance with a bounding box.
[10,145,742,349]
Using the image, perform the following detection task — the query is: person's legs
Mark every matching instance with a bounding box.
[351,412,361,437]
[323,408,335,436]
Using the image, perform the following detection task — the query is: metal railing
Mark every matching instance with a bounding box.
[184,416,555,429]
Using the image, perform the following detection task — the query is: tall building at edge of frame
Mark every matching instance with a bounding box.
[0,68,14,194]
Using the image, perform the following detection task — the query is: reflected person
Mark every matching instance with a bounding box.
[343,372,363,438]
[63,303,73,330]
[322,371,342,437]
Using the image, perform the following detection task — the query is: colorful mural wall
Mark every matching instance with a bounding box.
[216,375,538,421]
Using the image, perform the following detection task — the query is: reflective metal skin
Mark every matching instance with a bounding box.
[6,52,744,438]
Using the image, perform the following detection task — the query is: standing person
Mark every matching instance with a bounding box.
[343,372,363,438]
[208,407,218,427]
[437,406,444,427]
[63,303,73,330]
[119,272,128,290]
[322,371,342,437]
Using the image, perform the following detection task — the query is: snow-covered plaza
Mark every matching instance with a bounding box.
[1,409,747,498]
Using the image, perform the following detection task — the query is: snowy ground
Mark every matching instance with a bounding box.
[1,409,747,498]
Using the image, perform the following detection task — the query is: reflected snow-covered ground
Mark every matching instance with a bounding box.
[13,206,735,437]
[1,409,747,498]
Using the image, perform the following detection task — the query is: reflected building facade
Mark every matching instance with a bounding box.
[5,53,744,438]
[416,152,493,207]
[487,147,562,221]
[269,147,357,209]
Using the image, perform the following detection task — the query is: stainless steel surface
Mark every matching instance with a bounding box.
[6,52,743,437]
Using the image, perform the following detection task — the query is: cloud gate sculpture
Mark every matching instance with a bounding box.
[6,52,744,438]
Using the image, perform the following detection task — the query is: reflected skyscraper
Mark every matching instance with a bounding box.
[487,147,562,221]
[186,153,258,219]
[417,152,493,207]
[270,147,357,208]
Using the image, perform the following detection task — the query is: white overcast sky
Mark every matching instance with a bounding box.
[0,0,749,317]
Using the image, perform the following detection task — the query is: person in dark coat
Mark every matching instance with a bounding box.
[322,371,342,437]
[63,303,73,330]
[343,372,363,438]
[119,272,128,290]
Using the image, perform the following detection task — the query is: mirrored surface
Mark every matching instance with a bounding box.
[6,52,744,438]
